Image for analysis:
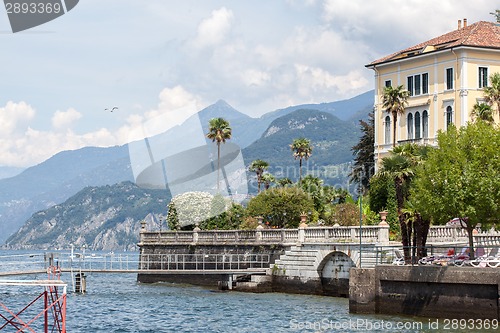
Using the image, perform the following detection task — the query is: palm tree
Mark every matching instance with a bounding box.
[483,72,500,116]
[276,178,293,188]
[290,137,312,184]
[382,85,409,147]
[379,143,428,262]
[206,118,232,191]
[261,173,276,190]
[350,112,375,194]
[491,9,500,23]
[249,159,269,193]
[379,153,414,261]
[471,102,494,123]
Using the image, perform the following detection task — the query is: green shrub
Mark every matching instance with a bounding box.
[246,187,315,228]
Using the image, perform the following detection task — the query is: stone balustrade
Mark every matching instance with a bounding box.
[426,226,500,244]
[139,223,391,246]
[139,223,500,247]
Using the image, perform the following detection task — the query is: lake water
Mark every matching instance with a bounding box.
[0,252,495,332]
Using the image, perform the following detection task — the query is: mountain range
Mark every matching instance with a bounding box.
[4,181,167,250]
[0,90,373,246]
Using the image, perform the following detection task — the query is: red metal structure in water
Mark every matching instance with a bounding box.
[0,265,67,333]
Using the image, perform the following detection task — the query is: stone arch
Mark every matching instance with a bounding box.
[316,250,356,297]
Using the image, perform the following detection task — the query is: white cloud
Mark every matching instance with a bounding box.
[121,85,206,144]
[0,101,116,167]
[192,7,234,48]
[295,64,369,97]
[146,85,205,125]
[0,101,36,136]
[0,85,209,168]
[241,69,271,87]
[0,125,117,168]
[51,108,82,130]
[321,0,493,54]
[286,0,317,6]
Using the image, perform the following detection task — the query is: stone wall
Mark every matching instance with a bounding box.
[349,265,500,319]
[137,244,284,283]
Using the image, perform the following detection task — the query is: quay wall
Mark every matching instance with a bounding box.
[349,265,500,320]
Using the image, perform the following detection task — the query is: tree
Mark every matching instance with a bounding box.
[261,173,275,190]
[483,72,500,116]
[382,85,409,147]
[166,200,179,230]
[300,175,325,214]
[167,191,214,229]
[377,143,428,261]
[327,202,360,226]
[379,153,414,260]
[249,159,269,193]
[471,102,494,123]
[411,122,500,258]
[201,201,245,230]
[491,9,500,23]
[276,178,293,188]
[290,137,312,184]
[350,112,375,193]
[246,187,315,228]
[206,118,232,191]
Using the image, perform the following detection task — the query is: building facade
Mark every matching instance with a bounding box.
[366,20,500,167]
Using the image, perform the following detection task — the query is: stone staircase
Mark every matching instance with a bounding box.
[357,248,379,268]
[269,245,321,278]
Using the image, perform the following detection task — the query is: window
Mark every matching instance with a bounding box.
[385,80,392,88]
[384,116,391,144]
[407,76,414,96]
[446,68,453,90]
[414,75,421,95]
[446,106,453,128]
[415,112,421,140]
[407,73,429,96]
[422,73,428,94]
[479,67,488,88]
[407,113,414,140]
[422,111,428,138]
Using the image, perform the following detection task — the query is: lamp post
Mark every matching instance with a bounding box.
[359,185,362,267]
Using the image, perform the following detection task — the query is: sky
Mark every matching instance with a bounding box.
[0,0,496,169]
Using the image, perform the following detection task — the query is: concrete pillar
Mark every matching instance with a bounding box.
[139,220,147,244]
[256,216,264,242]
[298,227,305,243]
[193,223,200,244]
[377,221,390,245]
[349,268,376,314]
[299,212,308,243]
[350,228,357,240]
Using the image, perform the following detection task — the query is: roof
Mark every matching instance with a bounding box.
[368,21,500,67]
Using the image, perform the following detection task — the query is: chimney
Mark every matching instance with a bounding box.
[458,19,462,29]
[464,18,467,27]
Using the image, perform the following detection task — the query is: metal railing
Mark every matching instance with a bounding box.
[0,251,271,275]
[372,244,500,267]
[139,253,270,271]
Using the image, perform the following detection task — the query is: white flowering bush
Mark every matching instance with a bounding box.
[167,191,214,229]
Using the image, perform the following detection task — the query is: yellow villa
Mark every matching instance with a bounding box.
[366,19,500,167]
